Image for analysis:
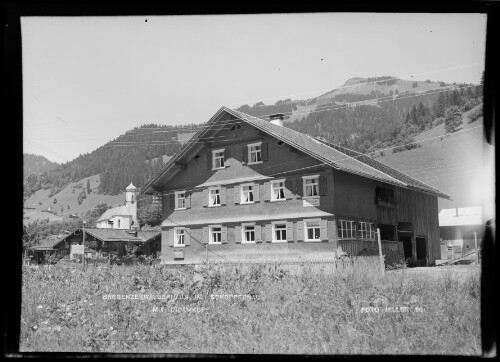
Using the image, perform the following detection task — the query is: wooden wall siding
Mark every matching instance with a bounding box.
[440,225,484,241]
[374,185,440,264]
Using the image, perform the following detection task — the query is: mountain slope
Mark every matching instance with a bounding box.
[23,154,59,179]
[376,105,485,210]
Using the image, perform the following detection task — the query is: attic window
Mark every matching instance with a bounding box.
[375,187,395,207]
[276,140,284,146]
[194,154,200,160]
[230,124,242,131]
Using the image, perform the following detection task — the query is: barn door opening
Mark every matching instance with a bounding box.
[416,236,427,265]
[399,233,412,259]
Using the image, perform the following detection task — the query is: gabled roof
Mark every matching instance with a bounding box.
[439,206,483,226]
[141,106,450,199]
[33,233,72,251]
[84,228,160,243]
[97,205,133,222]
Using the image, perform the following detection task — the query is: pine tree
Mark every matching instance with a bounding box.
[87,179,91,194]
[444,106,463,133]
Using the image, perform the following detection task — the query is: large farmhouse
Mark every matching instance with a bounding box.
[140,106,450,265]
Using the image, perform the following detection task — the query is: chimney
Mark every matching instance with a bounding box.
[269,113,285,127]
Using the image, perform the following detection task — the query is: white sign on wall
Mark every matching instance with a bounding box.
[70,244,84,259]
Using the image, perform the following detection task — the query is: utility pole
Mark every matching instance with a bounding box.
[473,232,479,264]
[377,228,385,275]
[82,219,86,268]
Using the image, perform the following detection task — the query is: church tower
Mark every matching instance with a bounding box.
[125,182,138,227]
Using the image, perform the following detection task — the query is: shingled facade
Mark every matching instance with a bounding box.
[141,106,450,265]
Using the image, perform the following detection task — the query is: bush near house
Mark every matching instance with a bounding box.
[21,260,480,354]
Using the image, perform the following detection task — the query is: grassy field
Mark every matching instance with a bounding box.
[377,105,486,210]
[20,260,481,354]
[23,174,125,224]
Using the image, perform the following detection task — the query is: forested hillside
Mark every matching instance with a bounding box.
[236,76,482,155]
[23,154,59,179]
[23,124,199,199]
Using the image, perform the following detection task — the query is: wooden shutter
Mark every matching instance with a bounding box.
[202,227,209,244]
[253,183,260,202]
[264,224,272,243]
[235,226,242,244]
[202,189,208,207]
[220,187,226,205]
[320,220,328,241]
[284,179,293,199]
[296,178,303,197]
[286,222,294,242]
[221,226,228,244]
[207,152,212,170]
[255,225,262,243]
[224,149,231,164]
[261,142,269,161]
[234,185,241,204]
[264,182,271,201]
[185,192,191,209]
[169,229,175,247]
[327,220,337,243]
[170,193,176,210]
[241,146,248,164]
[297,221,304,242]
[184,228,191,246]
[319,175,328,196]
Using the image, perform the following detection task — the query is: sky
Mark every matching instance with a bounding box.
[21,13,487,164]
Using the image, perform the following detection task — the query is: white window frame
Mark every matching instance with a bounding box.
[358,221,375,240]
[303,175,320,199]
[174,227,186,247]
[240,183,255,204]
[209,225,223,245]
[212,149,225,170]
[270,179,286,202]
[242,223,256,244]
[175,191,186,210]
[208,186,221,207]
[304,219,321,242]
[272,221,287,243]
[338,220,356,239]
[247,142,263,165]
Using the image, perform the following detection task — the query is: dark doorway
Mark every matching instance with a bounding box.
[416,236,427,264]
[399,233,412,259]
[378,224,396,241]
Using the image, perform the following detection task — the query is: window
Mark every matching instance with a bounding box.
[243,224,256,243]
[338,220,356,239]
[271,180,286,201]
[174,228,185,247]
[241,184,255,204]
[375,187,395,207]
[210,226,222,244]
[305,220,321,241]
[303,175,319,198]
[212,149,225,169]
[209,187,221,207]
[118,220,121,228]
[358,221,375,240]
[273,223,287,242]
[248,142,262,164]
[175,191,186,209]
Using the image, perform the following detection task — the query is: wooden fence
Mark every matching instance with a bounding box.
[337,239,403,257]
[201,256,383,275]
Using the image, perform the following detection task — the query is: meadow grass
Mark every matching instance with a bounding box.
[20,259,481,354]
